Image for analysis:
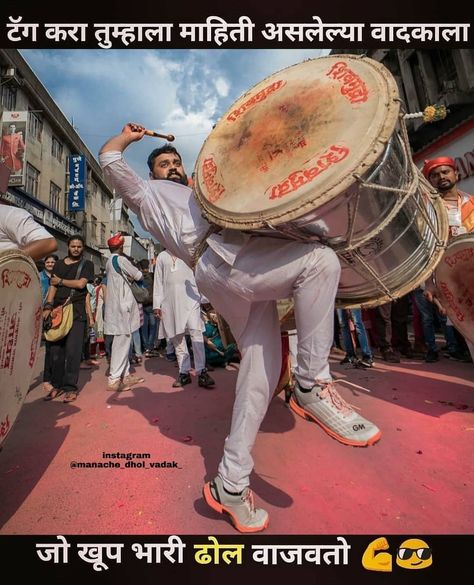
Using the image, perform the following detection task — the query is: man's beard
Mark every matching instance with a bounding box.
[167,172,188,186]
[438,180,455,192]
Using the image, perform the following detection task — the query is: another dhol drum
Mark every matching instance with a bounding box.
[0,249,42,447]
[434,233,474,345]
[194,54,448,308]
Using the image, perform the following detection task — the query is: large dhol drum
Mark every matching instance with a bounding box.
[194,54,448,307]
[0,249,42,447]
[434,234,474,345]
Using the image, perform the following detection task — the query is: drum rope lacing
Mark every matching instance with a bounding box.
[250,114,447,303]
[257,114,421,300]
[338,114,447,301]
[351,124,444,250]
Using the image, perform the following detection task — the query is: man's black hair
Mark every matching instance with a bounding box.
[67,234,85,246]
[147,144,182,172]
[138,258,150,270]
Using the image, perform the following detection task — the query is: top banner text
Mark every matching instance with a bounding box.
[2,16,471,48]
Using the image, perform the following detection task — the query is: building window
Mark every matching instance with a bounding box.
[0,84,16,110]
[51,136,63,162]
[28,111,43,142]
[101,190,108,208]
[100,222,106,246]
[26,163,40,197]
[49,181,62,213]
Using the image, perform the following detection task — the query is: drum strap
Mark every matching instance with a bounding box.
[191,224,221,271]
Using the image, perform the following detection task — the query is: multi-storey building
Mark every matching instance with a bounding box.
[0,49,137,270]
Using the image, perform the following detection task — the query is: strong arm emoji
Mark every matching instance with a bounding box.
[362,537,392,572]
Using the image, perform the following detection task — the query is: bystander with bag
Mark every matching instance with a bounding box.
[43,235,94,403]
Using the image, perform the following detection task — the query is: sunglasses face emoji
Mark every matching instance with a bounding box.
[396,538,432,570]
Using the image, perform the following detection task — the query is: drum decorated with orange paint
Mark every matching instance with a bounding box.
[434,234,474,344]
[194,54,448,308]
[0,249,42,446]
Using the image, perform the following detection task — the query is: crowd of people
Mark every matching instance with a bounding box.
[35,234,230,400]
[1,128,472,535]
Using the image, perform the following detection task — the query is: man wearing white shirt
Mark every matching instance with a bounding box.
[153,249,215,388]
[104,233,145,392]
[99,123,380,534]
[0,202,57,260]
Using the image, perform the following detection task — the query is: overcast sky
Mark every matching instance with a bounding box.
[21,49,329,238]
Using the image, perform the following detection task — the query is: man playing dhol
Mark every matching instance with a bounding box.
[99,123,381,534]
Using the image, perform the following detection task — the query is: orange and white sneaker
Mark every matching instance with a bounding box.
[290,380,381,447]
[203,476,269,533]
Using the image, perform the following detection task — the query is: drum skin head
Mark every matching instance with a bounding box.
[195,54,400,229]
[0,249,42,446]
[435,234,474,344]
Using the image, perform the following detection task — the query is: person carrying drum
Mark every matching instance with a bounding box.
[99,123,381,533]
[421,156,474,361]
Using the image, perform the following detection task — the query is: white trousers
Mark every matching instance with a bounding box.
[171,330,206,374]
[108,334,131,384]
[195,238,340,492]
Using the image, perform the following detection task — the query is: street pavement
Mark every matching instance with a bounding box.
[0,344,473,535]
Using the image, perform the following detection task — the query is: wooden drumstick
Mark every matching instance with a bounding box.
[144,129,175,141]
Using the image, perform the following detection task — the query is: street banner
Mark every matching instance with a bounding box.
[68,154,86,212]
[0,110,28,187]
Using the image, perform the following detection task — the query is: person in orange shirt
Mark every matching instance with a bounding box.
[0,123,25,174]
[422,156,474,237]
[420,156,474,361]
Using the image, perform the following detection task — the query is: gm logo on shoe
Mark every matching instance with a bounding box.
[362,537,433,572]
[352,423,365,431]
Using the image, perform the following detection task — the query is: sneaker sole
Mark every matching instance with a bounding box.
[289,396,381,447]
[202,482,269,533]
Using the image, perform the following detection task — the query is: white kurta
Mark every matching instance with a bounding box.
[0,206,53,252]
[99,151,250,269]
[104,254,143,335]
[153,250,204,339]
[100,150,340,492]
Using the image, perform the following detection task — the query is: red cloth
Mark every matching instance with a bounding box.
[0,132,25,172]
[422,156,456,178]
[107,233,124,247]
